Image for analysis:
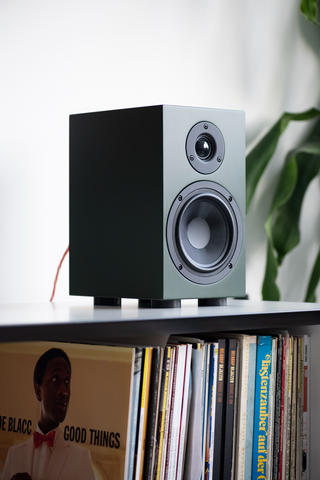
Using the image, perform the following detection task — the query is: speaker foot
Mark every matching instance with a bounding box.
[94,297,122,307]
[198,298,227,307]
[151,299,181,309]
[138,299,152,308]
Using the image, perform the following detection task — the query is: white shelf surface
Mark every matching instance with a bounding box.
[1,298,320,346]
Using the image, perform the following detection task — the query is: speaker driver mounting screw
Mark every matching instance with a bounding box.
[229,263,233,269]
[217,156,222,163]
[228,196,232,202]
[190,155,194,162]
[178,264,183,270]
[204,123,208,129]
[178,195,183,201]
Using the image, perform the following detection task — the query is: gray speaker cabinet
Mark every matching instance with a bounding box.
[69,105,246,306]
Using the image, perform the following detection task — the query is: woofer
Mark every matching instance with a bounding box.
[166,181,243,285]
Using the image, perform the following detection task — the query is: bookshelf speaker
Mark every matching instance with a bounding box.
[69,105,246,306]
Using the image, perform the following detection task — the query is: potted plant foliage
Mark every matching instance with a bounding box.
[246,0,320,301]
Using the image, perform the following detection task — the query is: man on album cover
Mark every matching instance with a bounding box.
[2,348,96,480]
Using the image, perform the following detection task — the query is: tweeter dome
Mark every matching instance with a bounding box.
[69,105,246,306]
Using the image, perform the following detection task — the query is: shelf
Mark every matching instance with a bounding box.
[1,299,320,346]
[1,298,320,477]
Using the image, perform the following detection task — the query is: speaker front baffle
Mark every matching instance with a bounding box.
[69,105,246,308]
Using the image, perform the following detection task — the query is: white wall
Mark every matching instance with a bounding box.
[0,0,319,304]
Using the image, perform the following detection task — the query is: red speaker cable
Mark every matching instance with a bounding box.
[50,245,69,302]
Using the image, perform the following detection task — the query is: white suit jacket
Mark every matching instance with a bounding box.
[2,428,95,480]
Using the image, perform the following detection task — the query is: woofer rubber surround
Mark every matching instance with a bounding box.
[166,181,243,285]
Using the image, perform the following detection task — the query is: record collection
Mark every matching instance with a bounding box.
[0,333,310,480]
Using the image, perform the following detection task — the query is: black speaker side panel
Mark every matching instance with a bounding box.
[70,106,164,299]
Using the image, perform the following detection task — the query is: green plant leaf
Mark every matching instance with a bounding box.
[305,247,320,302]
[262,219,280,301]
[300,0,319,24]
[262,155,298,300]
[268,153,299,216]
[261,136,320,301]
[273,143,320,264]
[246,108,320,212]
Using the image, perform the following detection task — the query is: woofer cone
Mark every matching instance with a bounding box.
[166,181,243,285]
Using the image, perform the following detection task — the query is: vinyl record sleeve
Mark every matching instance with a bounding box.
[0,341,135,480]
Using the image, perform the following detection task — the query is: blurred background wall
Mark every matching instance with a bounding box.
[1,0,320,304]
